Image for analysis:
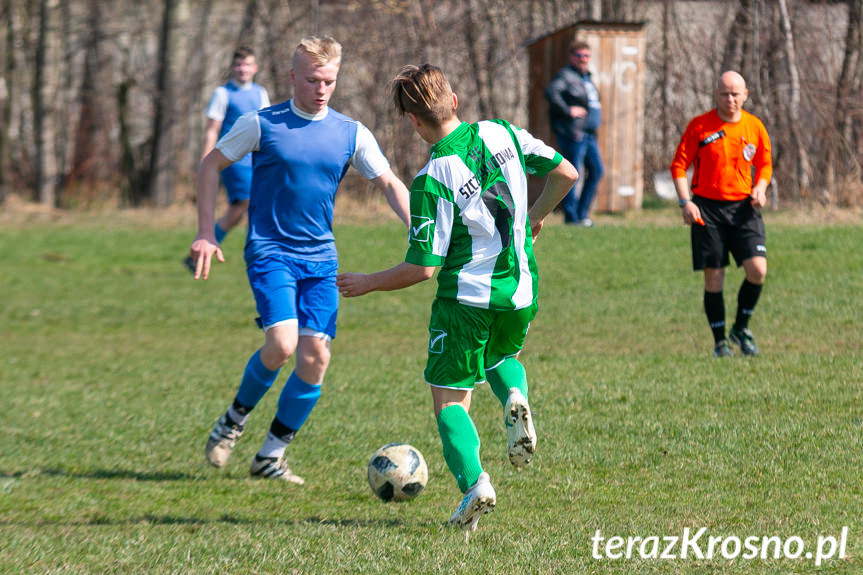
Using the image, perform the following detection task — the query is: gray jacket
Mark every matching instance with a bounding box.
[545,65,602,141]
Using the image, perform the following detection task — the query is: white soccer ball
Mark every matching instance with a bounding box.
[367,443,428,502]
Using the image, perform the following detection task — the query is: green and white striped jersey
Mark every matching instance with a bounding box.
[405,120,563,310]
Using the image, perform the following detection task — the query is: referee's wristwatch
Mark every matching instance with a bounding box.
[678,198,690,208]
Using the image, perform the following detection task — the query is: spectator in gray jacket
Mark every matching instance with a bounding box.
[545,40,605,227]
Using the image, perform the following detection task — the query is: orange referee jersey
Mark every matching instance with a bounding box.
[670,109,772,202]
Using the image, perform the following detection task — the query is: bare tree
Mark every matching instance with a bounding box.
[148,0,188,206]
[722,0,756,82]
[660,0,672,160]
[465,0,492,119]
[0,0,12,200]
[237,0,259,46]
[0,0,860,210]
[68,0,116,203]
[833,0,863,204]
[776,0,810,200]
[34,0,59,206]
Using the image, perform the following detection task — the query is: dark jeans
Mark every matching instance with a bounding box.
[555,132,605,223]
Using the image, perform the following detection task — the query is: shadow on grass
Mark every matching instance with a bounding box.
[1,468,204,482]
[0,514,407,528]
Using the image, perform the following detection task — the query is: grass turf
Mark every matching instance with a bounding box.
[0,209,860,573]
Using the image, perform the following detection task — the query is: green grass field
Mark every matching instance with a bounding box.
[1,208,861,574]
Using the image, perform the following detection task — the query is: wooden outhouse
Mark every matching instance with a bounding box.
[527,21,646,213]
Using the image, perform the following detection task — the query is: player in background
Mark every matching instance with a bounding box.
[189,36,410,484]
[671,70,772,357]
[186,46,270,271]
[337,64,578,532]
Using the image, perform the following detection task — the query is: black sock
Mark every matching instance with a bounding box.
[704,290,726,343]
[734,280,763,330]
[232,399,253,417]
[269,417,297,444]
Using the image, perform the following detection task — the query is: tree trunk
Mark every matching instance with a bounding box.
[661,0,672,161]
[238,0,259,46]
[722,0,755,80]
[0,0,12,200]
[777,0,811,197]
[834,0,863,205]
[148,0,187,207]
[34,0,59,206]
[69,0,115,201]
[56,0,75,196]
[465,0,491,119]
[261,0,293,100]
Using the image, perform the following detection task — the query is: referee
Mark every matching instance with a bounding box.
[671,71,772,357]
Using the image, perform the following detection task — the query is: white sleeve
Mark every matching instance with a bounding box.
[512,124,557,160]
[205,86,228,122]
[259,88,271,109]
[215,112,260,161]
[350,123,390,180]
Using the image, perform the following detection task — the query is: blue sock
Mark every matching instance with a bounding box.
[214,223,227,244]
[235,350,280,409]
[275,372,322,431]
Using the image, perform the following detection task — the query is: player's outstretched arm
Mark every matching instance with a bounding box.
[337,262,434,297]
[370,169,411,227]
[189,149,232,280]
[200,119,222,162]
[528,158,579,240]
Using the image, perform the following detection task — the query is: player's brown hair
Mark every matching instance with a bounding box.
[233,46,256,61]
[390,64,455,126]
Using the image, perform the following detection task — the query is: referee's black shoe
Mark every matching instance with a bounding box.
[729,327,759,356]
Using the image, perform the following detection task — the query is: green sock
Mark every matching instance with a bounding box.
[436,405,483,493]
[486,356,528,408]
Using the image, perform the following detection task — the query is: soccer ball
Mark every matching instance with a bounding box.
[367,443,428,502]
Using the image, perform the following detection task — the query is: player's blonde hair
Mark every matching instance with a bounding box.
[292,35,342,68]
[390,64,455,126]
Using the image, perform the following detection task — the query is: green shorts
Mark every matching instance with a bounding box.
[424,298,538,390]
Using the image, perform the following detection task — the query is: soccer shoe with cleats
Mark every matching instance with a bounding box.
[713,339,734,358]
[729,326,759,356]
[505,389,536,467]
[249,455,305,484]
[448,472,496,532]
[205,414,244,468]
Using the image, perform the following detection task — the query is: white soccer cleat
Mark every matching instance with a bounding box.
[249,455,305,485]
[448,472,496,532]
[205,414,244,468]
[505,389,536,467]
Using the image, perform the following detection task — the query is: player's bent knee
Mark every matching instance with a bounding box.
[296,340,331,379]
[744,258,767,284]
[264,339,297,366]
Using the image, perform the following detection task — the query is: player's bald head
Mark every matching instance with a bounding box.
[714,70,749,121]
[717,71,746,92]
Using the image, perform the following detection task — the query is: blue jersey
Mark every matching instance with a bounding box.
[216,100,391,263]
[207,82,269,201]
[218,82,268,139]
[247,102,358,262]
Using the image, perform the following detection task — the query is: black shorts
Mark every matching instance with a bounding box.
[691,196,766,271]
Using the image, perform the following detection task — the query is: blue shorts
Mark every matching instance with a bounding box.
[246,253,339,338]
[221,156,252,204]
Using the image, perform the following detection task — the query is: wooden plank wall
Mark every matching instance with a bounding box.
[528,22,645,213]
